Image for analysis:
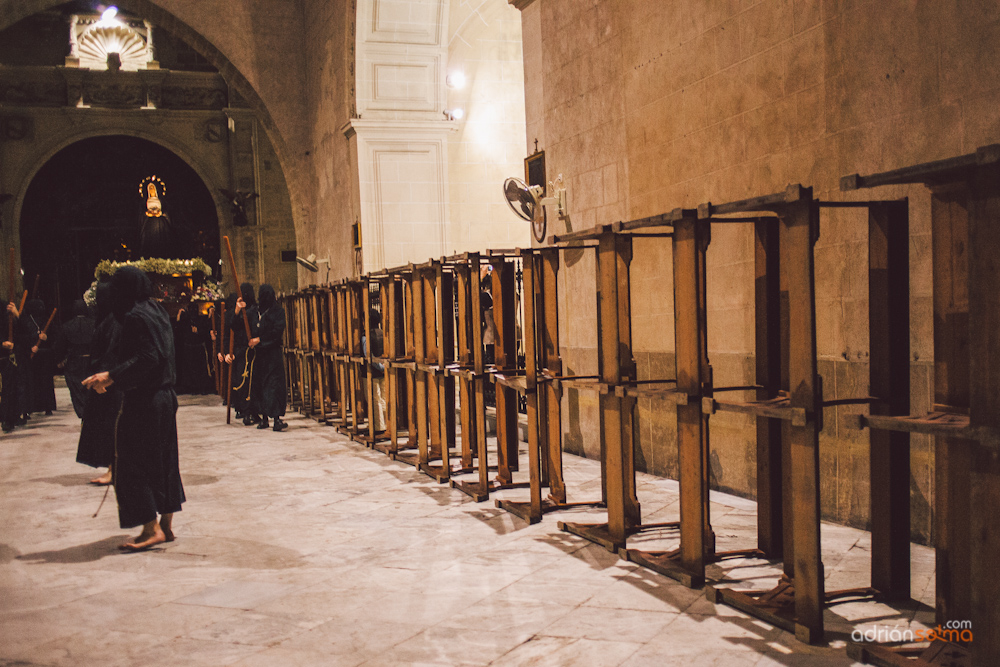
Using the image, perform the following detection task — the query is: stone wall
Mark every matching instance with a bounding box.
[445,0,529,253]
[0,105,297,297]
[517,0,1000,544]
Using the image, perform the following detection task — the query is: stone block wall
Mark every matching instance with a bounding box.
[518,0,1000,544]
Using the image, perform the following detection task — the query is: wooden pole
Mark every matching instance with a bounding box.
[212,302,220,396]
[7,248,14,343]
[223,236,252,339]
[30,308,58,358]
[226,322,235,424]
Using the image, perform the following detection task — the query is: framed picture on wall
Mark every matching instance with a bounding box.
[525,150,545,194]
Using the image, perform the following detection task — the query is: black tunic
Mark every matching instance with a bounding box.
[250,304,286,418]
[109,299,185,528]
[18,308,57,414]
[57,313,95,418]
[0,310,19,428]
[174,309,214,394]
[229,305,258,415]
[76,313,121,468]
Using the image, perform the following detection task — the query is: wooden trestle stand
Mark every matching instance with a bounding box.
[842,145,1000,666]
[552,186,911,645]
[277,157,998,663]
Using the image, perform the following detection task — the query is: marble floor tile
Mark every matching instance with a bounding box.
[1,386,933,666]
[540,605,677,643]
[174,580,302,609]
[491,636,642,667]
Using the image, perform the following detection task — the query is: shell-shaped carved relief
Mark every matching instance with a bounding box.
[78,24,148,71]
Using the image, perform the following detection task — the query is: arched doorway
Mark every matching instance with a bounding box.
[19,135,220,310]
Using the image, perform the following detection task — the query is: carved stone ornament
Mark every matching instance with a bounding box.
[204,118,225,143]
[85,80,145,108]
[0,116,31,141]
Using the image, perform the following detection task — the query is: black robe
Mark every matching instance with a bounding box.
[0,312,20,429]
[18,310,57,414]
[229,305,258,415]
[109,300,185,528]
[250,304,286,418]
[56,313,95,418]
[76,313,121,468]
[174,309,214,394]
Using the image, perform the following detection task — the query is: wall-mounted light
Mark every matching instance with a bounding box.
[444,108,465,121]
[445,71,466,89]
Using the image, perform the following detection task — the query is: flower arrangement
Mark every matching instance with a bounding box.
[84,257,223,306]
[192,279,226,302]
[93,257,212,279]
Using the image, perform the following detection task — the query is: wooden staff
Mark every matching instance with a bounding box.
[211,302,219,395]
[226,314,235,424]
[30,308,57,358]
[18,290,27,315]
[7,248,14,343]
[223,236,252,339]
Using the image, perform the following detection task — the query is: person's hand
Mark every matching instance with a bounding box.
[83,371,114,394]
[225,353,234,364]
[248,337,260,348]
[210,330,217,341]
[31,345,39,355]
[191,326,198,334]
[38,332,47,341]
[235,297,245,314]
[2,340,12,350]
[6,303,18,317]
[217,352,225,363]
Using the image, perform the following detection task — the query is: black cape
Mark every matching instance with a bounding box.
[0,309,20,428]
[250,300,286,418]
[76,312,121,468]
[18,303,57,414]
[57,310,95,418]
[229,284,258,415]
[108,292,185,529]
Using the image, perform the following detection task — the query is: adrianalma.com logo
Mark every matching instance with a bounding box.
[852,621,972,644]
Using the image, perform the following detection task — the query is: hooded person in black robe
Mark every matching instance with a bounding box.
[56,300,95,418]
[77,282,121,483]
[1,301,21,432]
[173,304,214,395]
[229,282,259,425]
[217,292,237,405]
[18,299,57,415]
[83,267,185,551]
[249,284,287,431]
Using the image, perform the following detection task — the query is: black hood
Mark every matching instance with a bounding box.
[240,282,257,307]
[25,299,45,319]
[95,281,113,322]
[110,267,154,321]
[258,284,276,312]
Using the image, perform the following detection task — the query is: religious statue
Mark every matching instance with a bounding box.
[218,188,258,227]
[138,176,177,258]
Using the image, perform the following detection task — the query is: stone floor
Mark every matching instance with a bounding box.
[0,385,936,666]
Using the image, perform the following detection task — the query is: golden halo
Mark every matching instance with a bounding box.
[138,175,167,197]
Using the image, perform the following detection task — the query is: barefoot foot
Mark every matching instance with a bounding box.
[120,523,166,552]
[90,469,112,485]
[159,517,175,542]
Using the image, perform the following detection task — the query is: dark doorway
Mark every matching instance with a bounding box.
[19,135,220,312]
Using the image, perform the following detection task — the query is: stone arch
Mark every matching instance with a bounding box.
[0,0,309,254]
[9,125,228,232]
